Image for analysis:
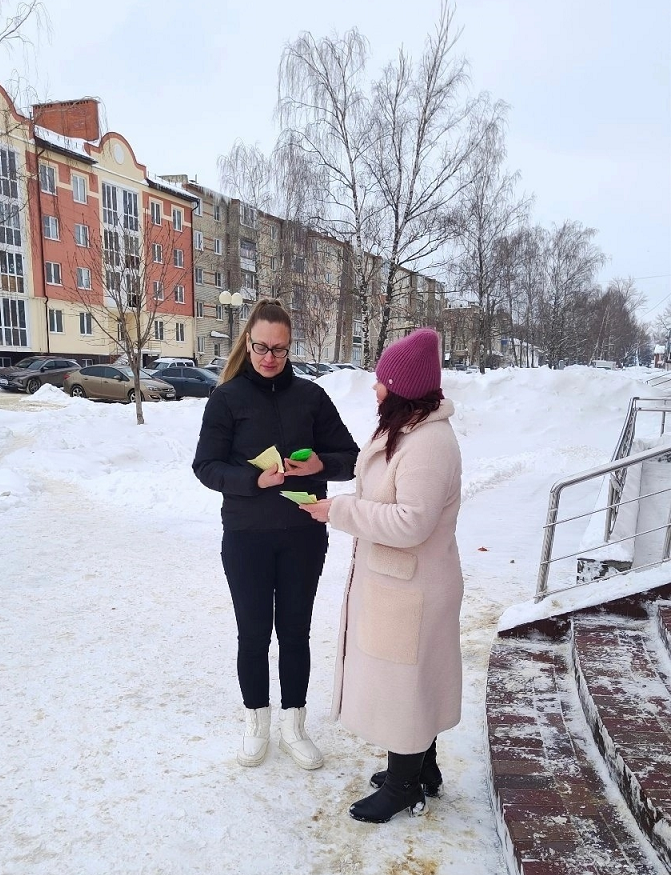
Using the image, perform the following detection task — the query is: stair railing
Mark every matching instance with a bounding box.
[536,397,671,603]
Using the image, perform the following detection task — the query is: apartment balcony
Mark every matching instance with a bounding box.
[240,256,256,273]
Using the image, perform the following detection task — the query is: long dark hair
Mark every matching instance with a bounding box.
[220,298,291,384]
[373,389,443,462]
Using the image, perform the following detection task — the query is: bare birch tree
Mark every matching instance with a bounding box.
[67,214,186,425]
[277,28,383,367]
[368,2,491,358]
[453,106,528,370]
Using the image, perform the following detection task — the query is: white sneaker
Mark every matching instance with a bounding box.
[278,707,323,770]
[237,706,271,767]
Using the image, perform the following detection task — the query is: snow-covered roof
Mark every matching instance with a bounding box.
[146,172,199,204]
[34,125,96,163]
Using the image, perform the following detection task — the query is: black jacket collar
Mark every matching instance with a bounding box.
[242,358,294,392]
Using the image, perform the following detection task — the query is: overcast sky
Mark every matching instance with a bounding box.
[4,0,670,323]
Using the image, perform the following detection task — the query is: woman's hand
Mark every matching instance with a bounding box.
[300,498,332,523]
[283,453,325,477]
[258,464,285,488]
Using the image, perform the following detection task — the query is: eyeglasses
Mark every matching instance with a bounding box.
[250,340,290,359]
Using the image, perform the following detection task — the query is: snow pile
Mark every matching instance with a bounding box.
[1,365,667,874]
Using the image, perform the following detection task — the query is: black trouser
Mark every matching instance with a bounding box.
[222,525,328,710]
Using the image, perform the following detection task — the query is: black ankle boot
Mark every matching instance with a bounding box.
[370,737,443,797]
[350,752,427,824]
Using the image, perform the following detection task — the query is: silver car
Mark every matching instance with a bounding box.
[63,365,176,402]
[0,356,81,394]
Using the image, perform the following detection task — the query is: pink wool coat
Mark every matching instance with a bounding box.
[328,401,463,755]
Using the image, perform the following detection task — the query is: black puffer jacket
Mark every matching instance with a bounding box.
[192,361,359,530]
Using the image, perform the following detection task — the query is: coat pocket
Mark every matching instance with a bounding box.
[357,578,423,665]
[367,543,417,581]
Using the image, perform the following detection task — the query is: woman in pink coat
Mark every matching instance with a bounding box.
[302,329,464,824]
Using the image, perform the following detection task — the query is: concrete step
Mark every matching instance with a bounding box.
[487,632,665,874]
[572,606,671,869]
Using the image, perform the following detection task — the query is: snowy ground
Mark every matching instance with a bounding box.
[0,365,666,875]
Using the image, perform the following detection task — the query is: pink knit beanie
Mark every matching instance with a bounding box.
[375,329,442,400]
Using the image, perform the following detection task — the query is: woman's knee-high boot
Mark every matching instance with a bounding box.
[349,751,427,823]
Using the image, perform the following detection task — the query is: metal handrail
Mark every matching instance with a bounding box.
[605,398,671,539]
[536,443,671,602]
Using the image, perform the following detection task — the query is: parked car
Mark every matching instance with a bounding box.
[0,356,81,394]
[153,366,218,399]
[207,357,228,369]
[292,364,315,380]
[63,365,176,402]
[149,357,195,371]
[292,362,318,379]
[202,364,223,376]
[306,361,339,376]
[330,363,365,371]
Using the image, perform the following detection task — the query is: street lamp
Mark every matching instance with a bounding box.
[218,290,243,354]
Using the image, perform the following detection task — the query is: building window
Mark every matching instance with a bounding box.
[45,262,61,285]
[214,271,222,288]
[152,243,163,263]
[74,223,89,247]
[0,147,18,199]
[154,320,164,340]
[241,269,256,289]
[81,358,93,367]
[174,284,185,304]
[175,322,185,342]
[325,271,332,284]
[270,225,278,241]
[0,297,27,345]
[72,174,87,203]
[102,182,118,225]
[76,267,92,289]
[0,252,24,293]
[172,208,183,231]
[39,164,56,194]
[214,205,221,221]
[240,203,257,228]
[173,248,184,267]
[79,312,92,335]
[150,201,161,225]
[240,239,256,261]
[194,230,204,250]
[352,345,362,364]
[193,199,202,216]
[216,304,224,320]
[42,215,59,239]
[196,301,204,317]
[270,256,278,271]
[214,237,222,255]
[48,308,63,333]
[197,335,205,354]
[123,189,139,231]
[293,340,305,357]
[292,256,305,273]
[153,281,164,301]
[213,342,221,357]
[195,267,203,284]
[0,202,21,246]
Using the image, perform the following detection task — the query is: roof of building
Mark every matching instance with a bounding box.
[34,125,97,164]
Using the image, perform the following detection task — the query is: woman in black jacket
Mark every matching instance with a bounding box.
[193,299,358,770]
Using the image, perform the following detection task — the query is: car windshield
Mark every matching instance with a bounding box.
[14,358,44,370]
[116,367,156,379]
